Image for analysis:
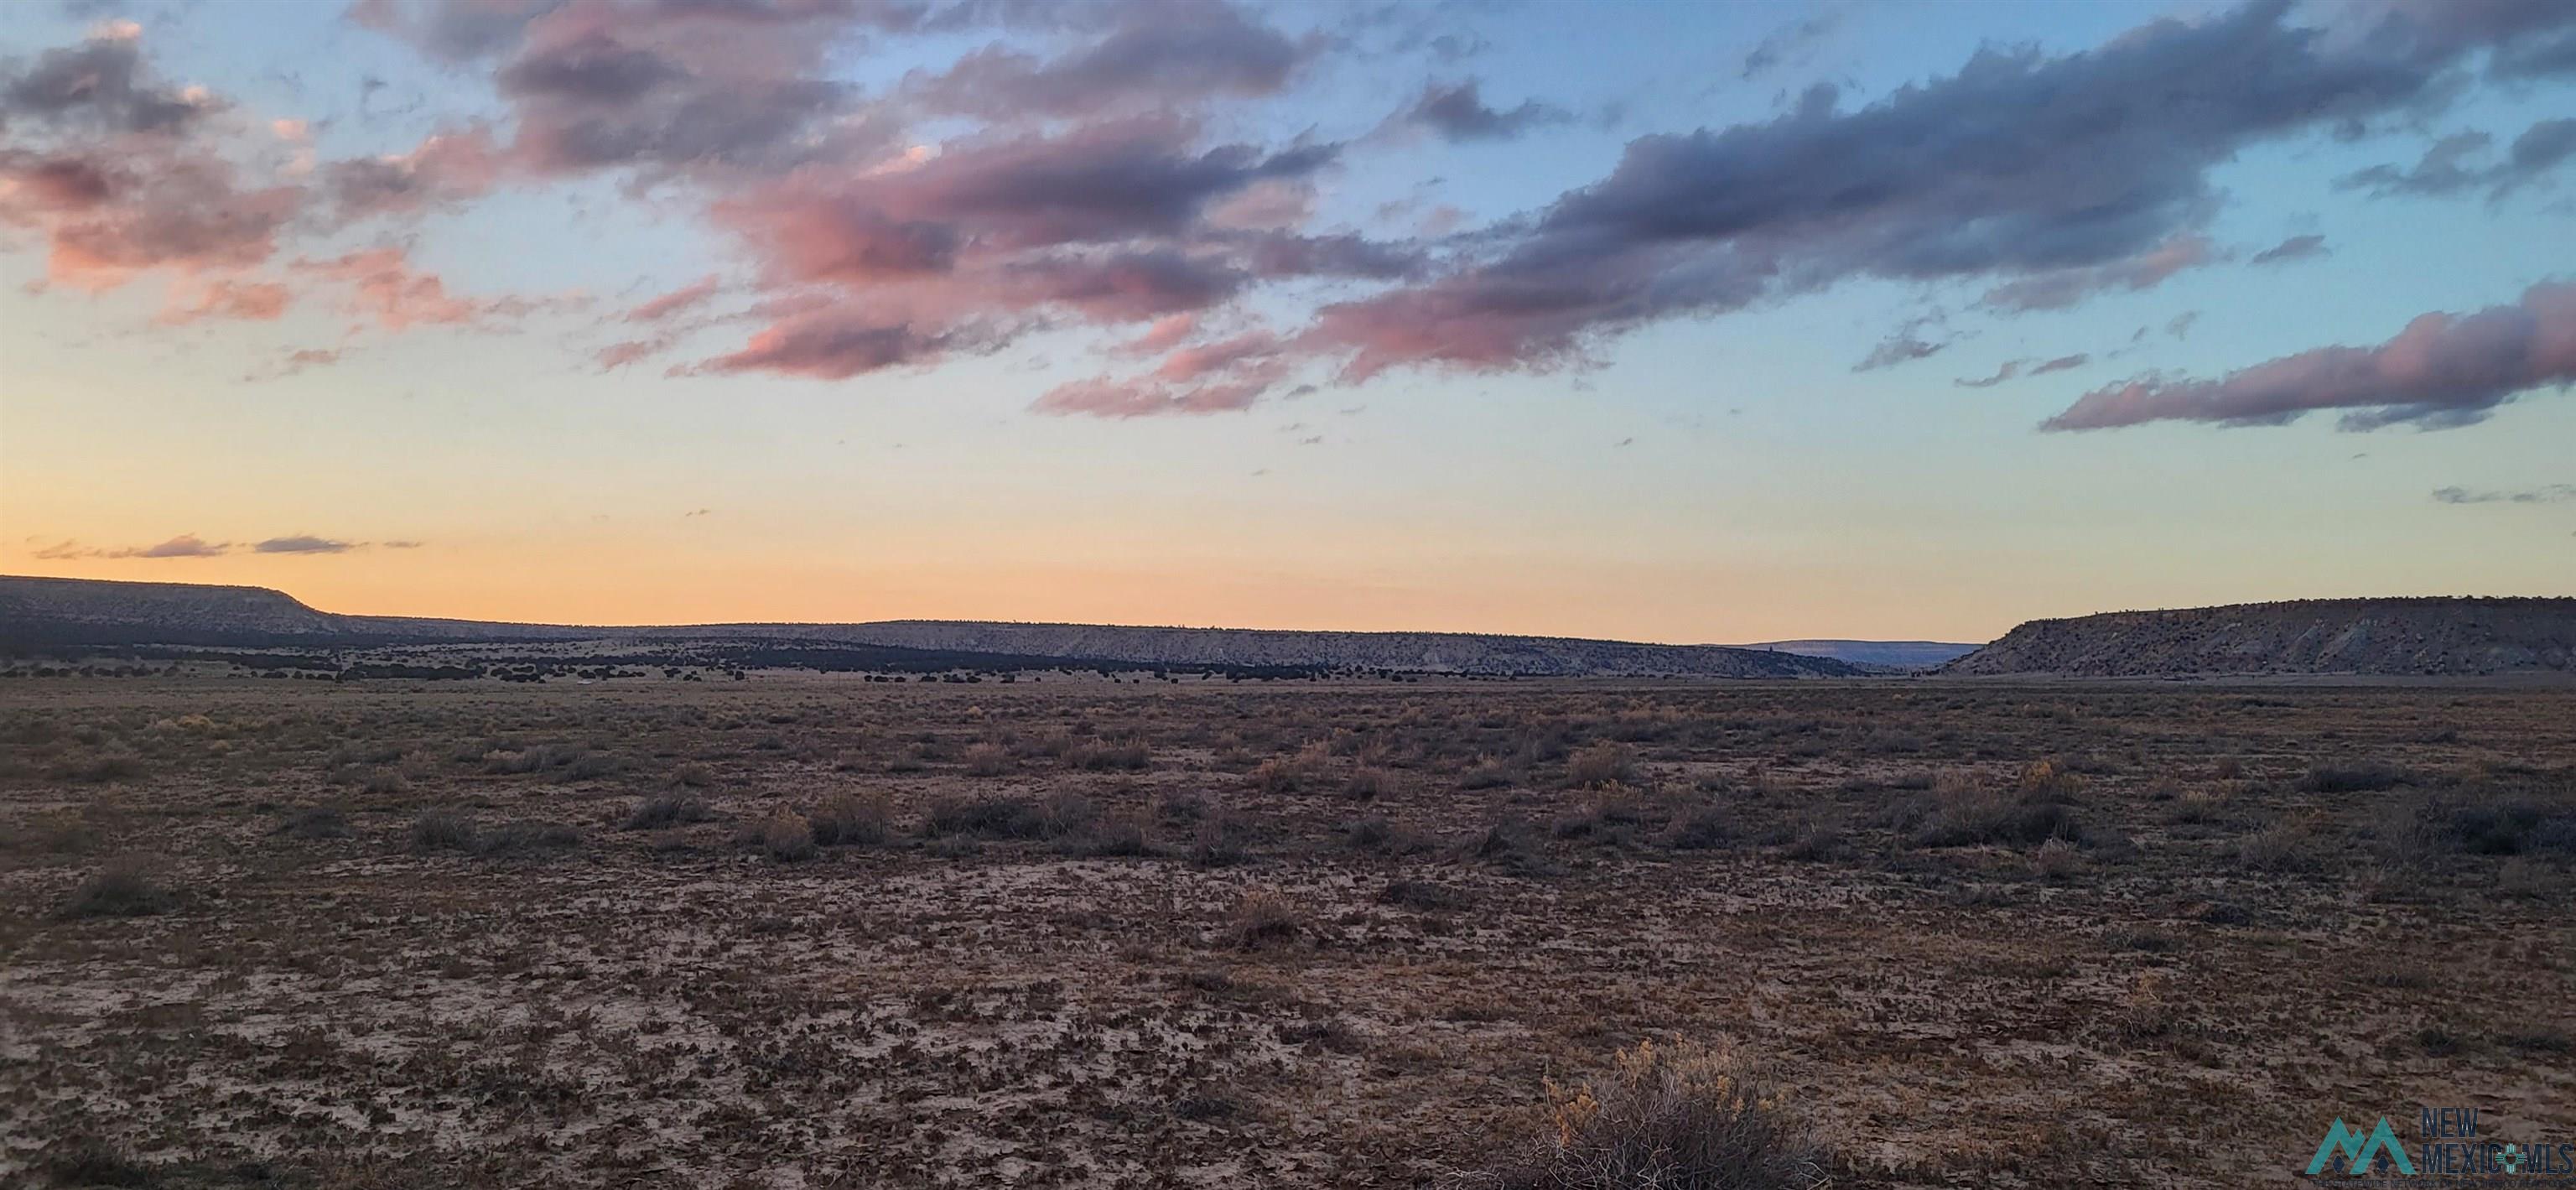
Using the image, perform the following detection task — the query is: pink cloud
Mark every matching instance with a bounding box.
[625,274,722,321]
[2044,282,2576,432]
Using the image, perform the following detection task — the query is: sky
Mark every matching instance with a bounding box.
[2,0,2572,643]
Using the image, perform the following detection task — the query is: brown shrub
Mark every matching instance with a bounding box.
[752,808,817,862]
[809,791,895,846]
[1225,891,1303,949]
[59,859,174,919]
[1565,743,1638,789]
[1476,1038,1828,1190]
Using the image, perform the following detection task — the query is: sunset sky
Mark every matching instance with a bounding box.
[3,0,2572,642]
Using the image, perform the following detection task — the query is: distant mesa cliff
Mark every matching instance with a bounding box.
[1941,598,2576,677]
[1737,640,1981,669]
[0,575,1854,678]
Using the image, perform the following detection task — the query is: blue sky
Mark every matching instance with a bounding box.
[2,0,2570,641]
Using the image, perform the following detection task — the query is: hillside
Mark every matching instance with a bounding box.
[1737,640,1982,669]
[0,575,1854,678]
[1942,598,2576,677]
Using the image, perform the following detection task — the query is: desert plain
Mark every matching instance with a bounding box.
[3,673,2572,1187]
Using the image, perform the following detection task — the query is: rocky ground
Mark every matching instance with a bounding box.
[3,676,2571,1187]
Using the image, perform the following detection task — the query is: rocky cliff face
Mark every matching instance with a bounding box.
[0,576,1854,677]
[1941,598,2576,677]
[0,575,348,638]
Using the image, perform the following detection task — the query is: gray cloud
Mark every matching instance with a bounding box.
[2250,233,2329,265]
[1741,10,1840,81]
[253,535,359,554]
[1299,1,2576,393]
[2432,484,2576,504]
[911,2,1316,120]
[2044,281,2576,432]
[1957,352,2088,387]
[2338,118,2576,199]
[1399,80,1571,143]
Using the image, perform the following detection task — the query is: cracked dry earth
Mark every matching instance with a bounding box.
[3,677,2573,1187]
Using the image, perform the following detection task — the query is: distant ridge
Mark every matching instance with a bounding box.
[1737,640,1982,669]
[0,575,1857,678]
[1941,598,2576,677]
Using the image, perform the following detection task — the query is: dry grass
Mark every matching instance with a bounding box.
[2,674,2569,1187]
[1474,1037,1828,1190]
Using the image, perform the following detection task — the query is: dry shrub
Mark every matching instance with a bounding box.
[1345,815,1433,855]
[752,808,816,862]
[2032,837,2085,881]
[1662,804,1733,851]
[1225,890,1303,949]
[59,859,174,919]
[963,742,1011,777]
[809,791,894,846]
[1478,1037,1828,1190]
[1068,737,1151,772]
[922,791,1093,840]
[1376,878,1470,911]
[1060,808,1159,857]
[1458,756,1520,790]
[278,807,351,839]
[1249,750,1318,794]
[2164,788,2228,825]
[61,753,147,783]
[1566,743,1638,789]
[1462,818,1558,877]
[1779,816,1843,862]
[1190,809,1255,867]
[2300,761,2407,793]
[474,820,583,856]
[626,793,711,830]
[1556,790,1651,842]
[1344,766,1394,801]
[2236,813,2322,872]
[2016,758,2085,800]
[411,809,478,852]
[1912,771,2080,849]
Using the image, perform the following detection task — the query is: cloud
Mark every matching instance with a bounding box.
[908,2,1316,121]
[1981,235,2219,313]
[382,539,427,548]
[1956,360,2023,389]
[2043,281,2576,432]
[11,0,2576,425]
[322,127,503,223]
[1741,10,1840,81]
[113,534,230,559]
[31,531,400,558]
[2338,118,2576,199]
[2250,233,2329,265]
[626,274,723,321]
[2431,484,2576,504]
[161,279,292,324]
[294,247,574,330]
[253,535,358,554]
[1853,325,1952,372]
[1397,80,1570,142]
[695,309,978,380]
[1956,352,2090,387]
[691,118,1351,383]
[0,33,217,135]
[273,348,343,377]
[1270,1,2576,403]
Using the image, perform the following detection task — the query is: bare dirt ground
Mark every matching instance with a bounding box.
[3,676,2571,1187]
